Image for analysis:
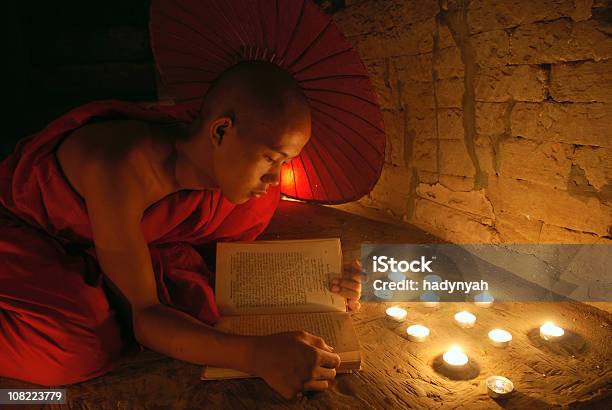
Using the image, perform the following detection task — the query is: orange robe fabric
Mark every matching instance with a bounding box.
[0,100,280,385]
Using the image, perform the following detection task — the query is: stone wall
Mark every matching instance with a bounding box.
[332,0,611,244]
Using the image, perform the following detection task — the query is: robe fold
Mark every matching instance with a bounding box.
[0,100,280,385]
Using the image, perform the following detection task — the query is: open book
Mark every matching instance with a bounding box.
[201,238,362,380]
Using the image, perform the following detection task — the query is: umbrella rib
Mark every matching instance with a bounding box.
[155,6,234,65]
[312,123,361,197]
[299,74,369,82]
[209,0,247,47]
[309,102,384,155]
[164,0,228,45]
[278,0,306,64]
[224,0,253,49]
[257,0,269,51]
[308,138,347,201]
[290,160,298,197]
[301,146,330,200]
[302,88,380,108]
[286,19,332,70]
[308,96,385,136]
[312,115,377,176]
[295,154,314,199]
[291,47,353,76]
[273,0,279,52]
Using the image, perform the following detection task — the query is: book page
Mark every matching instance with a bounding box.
[216,311,360,354]
[216,238,346,315]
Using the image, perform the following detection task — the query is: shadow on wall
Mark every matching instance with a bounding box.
[3,0,155,159]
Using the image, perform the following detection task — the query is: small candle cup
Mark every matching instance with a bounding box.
[406,324,430,342]
[454,311,476,328]
[486,375,514,399]
[488,329,512,348]
[385,306,407,322]
[443,345,469,368]
[474,292,494,308]
[540,322,564,341]
[420,291,440,308]
[387,270,406,283]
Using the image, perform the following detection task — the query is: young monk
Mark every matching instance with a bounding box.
[0,61,362,399]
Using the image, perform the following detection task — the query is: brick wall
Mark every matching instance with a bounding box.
[332,0,611,244]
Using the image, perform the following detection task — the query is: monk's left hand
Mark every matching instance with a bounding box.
[330,259,362,312]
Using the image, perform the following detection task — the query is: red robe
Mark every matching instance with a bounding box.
[0,100,280,385]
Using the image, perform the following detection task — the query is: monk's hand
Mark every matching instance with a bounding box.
[330,259,362,312]
[250,331,341,400]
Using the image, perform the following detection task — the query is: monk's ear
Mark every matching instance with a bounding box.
[210,117,232,147]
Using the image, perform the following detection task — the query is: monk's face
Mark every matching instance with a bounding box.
[211,114,311,204]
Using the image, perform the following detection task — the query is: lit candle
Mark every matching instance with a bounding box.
[374,288,394,300]
[443,345,469,367]
[385,306,407,322]
[474,292,494,308]
[420,291,440,308]
[454,311,476,328]
[388,270,405,283]
[486,375,514,398]
[540,322,564,341]
[488,329,512,347]
[406,324,430,342]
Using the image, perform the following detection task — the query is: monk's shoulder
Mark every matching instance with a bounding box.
[57,120,153,201]
[58,120,150,164]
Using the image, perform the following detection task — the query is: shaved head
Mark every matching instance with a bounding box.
[177,60,312,204]
[198,61,310,141]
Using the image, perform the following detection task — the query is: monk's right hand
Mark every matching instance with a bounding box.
[249,331,341,400]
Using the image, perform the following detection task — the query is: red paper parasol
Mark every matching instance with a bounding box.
[149,0,385,204]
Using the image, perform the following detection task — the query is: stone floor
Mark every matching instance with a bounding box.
[1,201,610,409]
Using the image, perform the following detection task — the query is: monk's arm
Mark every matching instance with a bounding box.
[81,161,258,373]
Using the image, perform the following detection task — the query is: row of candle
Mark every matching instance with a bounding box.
[384,306,566,398]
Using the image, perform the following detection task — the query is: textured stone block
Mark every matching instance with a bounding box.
[438,108,464,140]
[364,59,398,110]
[367,163,414,218]
[413,198,499,243]
[467,0,578,34]
[412,138,438,173]
[434,46,464,79]
[347,18,437,59]
[476,102,506,135]
[416,182,495,218]
[510,19,612,64]
[511,102,612,147]
[499,138,574,189]
[539,224,612,243]
[439,174,475,191]
[399,80,436,113]
[333,0,440,37]
[439,139,476,176]
[550,59,612,103]
[393,53,433,83]
[475,65,547,102]
[406,109,437,140]
[382,109,405,166]
[487,176,611,236]
[573,146,612,191]
[472,30,509,67]
[494,210,543,243]
[436,77,464,108]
